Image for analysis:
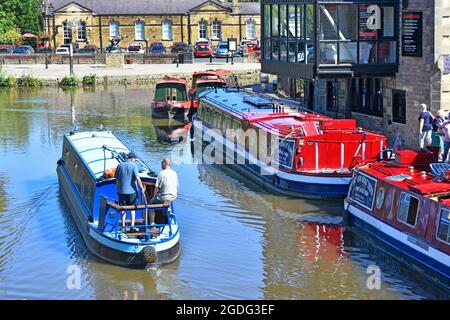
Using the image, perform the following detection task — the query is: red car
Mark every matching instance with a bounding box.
[194,44,213,58]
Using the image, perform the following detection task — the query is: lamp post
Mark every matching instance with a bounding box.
[38,1,55,69]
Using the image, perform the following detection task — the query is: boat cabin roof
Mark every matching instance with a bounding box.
[156,78,187,86]
[65,131,151,180]
[360,149,450,201]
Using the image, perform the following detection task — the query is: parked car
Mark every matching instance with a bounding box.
[0,44,14,54]
[171,42,189,53]
[149,43,166,54]
[215,41,231,58]
[105,44,121,53]
[194,44,213,58]
[55,47,70,55]
[238,39,253,56]
[12,45,34,54]
[126,42,144,54]
[78,45,98,54]
[195,38,211,49]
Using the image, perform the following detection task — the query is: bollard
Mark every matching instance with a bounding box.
[210,55,212,63]
[176,55,179,68]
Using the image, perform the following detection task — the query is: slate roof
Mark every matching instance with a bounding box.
[48,0,260,15]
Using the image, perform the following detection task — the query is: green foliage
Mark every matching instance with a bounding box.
[0,29,22,45]
[82,74,96,86]
[0,0,42,35]
[16,75,42,87]
[60,76,80,87]
[0,67,15,87]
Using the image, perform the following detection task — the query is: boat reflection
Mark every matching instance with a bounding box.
[152,118,192,144]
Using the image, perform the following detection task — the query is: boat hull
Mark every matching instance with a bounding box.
[193,119,350,199]
[345,202,450,293]
[57,163,181,268]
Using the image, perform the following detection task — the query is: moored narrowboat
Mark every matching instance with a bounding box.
[344,147,450,292]
[189,75,227,111]
[151,77,191,120]
[57,130,180,268]
[192,88,386,199]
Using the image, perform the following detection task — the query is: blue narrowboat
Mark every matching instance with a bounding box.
[193,88,387,199]
[57,130,180,268]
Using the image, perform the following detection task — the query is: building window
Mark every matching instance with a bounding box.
[109,21,120,39]
[77,20,86,41]
[392,89,406,124]
[246,19,256,40]
[397,193,419,227]
[162,20,172,41]
[327,81,338,111]
[198,20,208,39]
[437,209,450,244]
[351,78,383,117]
[212,21,221,40]
[63,21,72,44]
[135,20,145,40]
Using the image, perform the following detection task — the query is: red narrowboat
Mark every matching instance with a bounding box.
[151,77,191,120]
[193,88,387,199]
[345,147,450,292]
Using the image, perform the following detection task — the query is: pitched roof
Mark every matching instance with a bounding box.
[49,0,260,15]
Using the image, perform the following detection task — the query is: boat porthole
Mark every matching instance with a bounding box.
[376,187,385,210]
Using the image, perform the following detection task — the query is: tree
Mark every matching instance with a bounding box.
[0,29,22,45]
[0,0,42,35]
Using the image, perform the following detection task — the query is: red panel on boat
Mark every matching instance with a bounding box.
[395,149,438,165]
[409,182,450,195]
[302,122,319,136]
[321,119,357,131]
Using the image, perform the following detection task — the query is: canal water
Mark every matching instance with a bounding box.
[0,85,444,299]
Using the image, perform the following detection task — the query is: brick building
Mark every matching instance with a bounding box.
[42,0,260,51]
[261,0,450,148]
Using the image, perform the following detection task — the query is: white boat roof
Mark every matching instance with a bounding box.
[66,131,149,179]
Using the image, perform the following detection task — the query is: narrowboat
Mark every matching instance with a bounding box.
[189,76,227,112]
[151,77,191,120]
[344,147,450,292]
[57,130,180,268]
[192,88,386,199]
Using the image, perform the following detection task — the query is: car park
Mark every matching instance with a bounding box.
[55,47,70,55]
[105,44,121,53]
[0,44,14,54]
[171,42,189,53]
[12,45,34,54]
[126,42,145,54]
[194,44,213,58]
[149,43,166,54]
[215,41,231,58]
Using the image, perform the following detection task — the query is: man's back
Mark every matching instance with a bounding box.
[156,168,178,201]
[115,161,139,195]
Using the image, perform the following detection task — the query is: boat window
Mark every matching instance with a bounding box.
[397,193,419,227]
[222,116,230,131]
[437,209,450,244]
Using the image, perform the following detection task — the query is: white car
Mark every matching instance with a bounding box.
[126,42,145,54]
[55,47,70,55]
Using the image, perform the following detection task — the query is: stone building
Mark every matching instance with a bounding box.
[261,0,450,148]
[42,0,260,51]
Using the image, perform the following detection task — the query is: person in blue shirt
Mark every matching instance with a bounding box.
[114,152,145,232]
[418,103,434,152]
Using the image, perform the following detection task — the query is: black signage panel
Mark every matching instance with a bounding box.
[401,11,423,57]
[276,138,296,169]
[349,172,377,210]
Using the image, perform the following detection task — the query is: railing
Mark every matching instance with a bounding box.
[103,199,175,242]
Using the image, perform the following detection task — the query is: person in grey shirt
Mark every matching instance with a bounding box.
[150,158,179,224]
[115,152,145,232]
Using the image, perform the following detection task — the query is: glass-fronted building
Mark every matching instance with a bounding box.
[260,0,450,150]
[261,0,399,79]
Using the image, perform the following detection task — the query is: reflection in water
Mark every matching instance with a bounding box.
[0,85,444,299]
